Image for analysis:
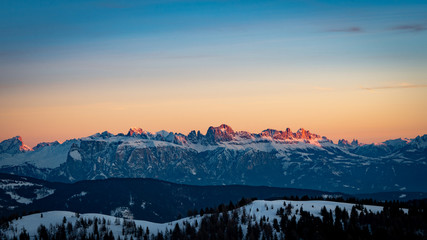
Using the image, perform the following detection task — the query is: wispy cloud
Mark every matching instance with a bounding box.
[361,83,427,91]
[391,24,427,32]
[326,27,363,33]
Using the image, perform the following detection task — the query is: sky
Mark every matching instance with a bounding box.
[1,0,427,147]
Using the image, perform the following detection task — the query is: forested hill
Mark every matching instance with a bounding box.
[2,173,427,223]
[2,199,427,240]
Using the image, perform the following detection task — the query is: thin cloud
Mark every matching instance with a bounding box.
[391,24,427,32]
[326,27,363,33]
[361,83,427,91]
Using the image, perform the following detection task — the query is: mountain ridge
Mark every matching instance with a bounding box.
[0,124,426,194]
[1,124,425,150]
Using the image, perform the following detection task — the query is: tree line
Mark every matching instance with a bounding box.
[1,197,426,240]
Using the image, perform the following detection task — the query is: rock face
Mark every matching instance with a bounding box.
[206,124,236,143]
[0,136,32,154]
[127,128,150,138]
[338,139,350,146]
[0,125,426,194]
[33,141,60,151]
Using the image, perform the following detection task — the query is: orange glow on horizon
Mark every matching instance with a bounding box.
[1,70,426,148]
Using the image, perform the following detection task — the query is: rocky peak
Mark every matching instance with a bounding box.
[260,129,275,138]
[260,128,293,140]
[33,141,60,151]
[351,139,361,146]
[338,138,361,147]
[187,130,198,143]
[155,130,176,143]
[206,124,235,143]
[187,130,208,144]
[260,128,320,141]
[295,128,307,138]
[0,136,32,154]
[411,134,427,149]
[173,134,188,145]
[338,139,350,146]
[235,131,254,139]
[90,131,114,139]
[127,128,149,138]
[217,124,235,134]
[99,131,114,138]
[295,128,320,140]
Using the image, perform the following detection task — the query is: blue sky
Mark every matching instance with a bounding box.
[2,0,426,62]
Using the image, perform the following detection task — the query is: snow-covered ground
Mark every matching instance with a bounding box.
[3,200,399,239]
[0,179,55,206]
[241,200,384,222]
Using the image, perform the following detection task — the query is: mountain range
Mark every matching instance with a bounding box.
[0,124,426,194]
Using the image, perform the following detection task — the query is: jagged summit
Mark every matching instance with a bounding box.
[3,126,424,157]
[0,136,32,154]
[194,124,326,143]
[296,128,319,139]
[90,131,114,139]
[0,128,426,194]
[127,127,149,137]
[89,124,327,145]
[259,127,321,141]
[338,139,361,147]
[338,139,350,146]
[33,141,60,151]
[351,139,360,146]
[206,124,236,143]
[260,128,293,140]
[261,129,285,139]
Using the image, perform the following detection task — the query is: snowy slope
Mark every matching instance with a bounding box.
[0,177,56,208]
[3,200,392,239]
[0,140,75,169]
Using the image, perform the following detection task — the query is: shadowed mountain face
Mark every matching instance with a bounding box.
[0,124,426,194]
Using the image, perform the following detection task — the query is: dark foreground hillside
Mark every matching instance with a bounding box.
[0,173,342,222]
[2,199,427,240]
[1,173,426,223]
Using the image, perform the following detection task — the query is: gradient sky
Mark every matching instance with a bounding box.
[1,0,427,147]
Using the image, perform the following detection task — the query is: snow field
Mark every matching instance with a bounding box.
[5,199,394,239]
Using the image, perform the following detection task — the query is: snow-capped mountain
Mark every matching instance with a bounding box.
[0,136,32,154]
[0,124,426,193]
